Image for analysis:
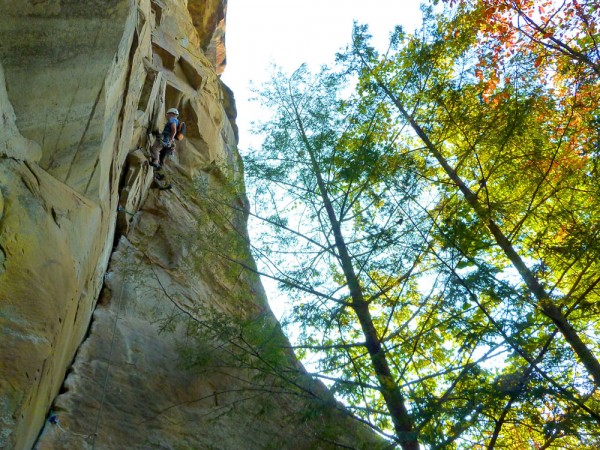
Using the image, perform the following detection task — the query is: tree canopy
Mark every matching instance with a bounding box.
[244,2,600,448]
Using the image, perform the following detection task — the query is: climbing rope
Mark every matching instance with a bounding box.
[45,276,128,445]
[48,412,91,439]
[117,205,136,216]
[90,275,127,449]
[47,238,130,445]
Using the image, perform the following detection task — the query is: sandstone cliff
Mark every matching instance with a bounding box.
[0,1,381,449]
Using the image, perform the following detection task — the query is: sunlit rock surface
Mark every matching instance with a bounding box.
[0,1,382,449]
[36,157,379,449]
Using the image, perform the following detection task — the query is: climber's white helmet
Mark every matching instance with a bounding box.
[166,108,179,116]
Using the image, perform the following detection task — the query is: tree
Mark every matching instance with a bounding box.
[339,3,600,447]
[245,60,591,448]
[445,0,600,77]
[246,65,425,449]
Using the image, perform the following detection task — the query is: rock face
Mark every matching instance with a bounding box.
[0,1,381,449]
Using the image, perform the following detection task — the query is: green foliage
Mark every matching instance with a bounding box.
[245,2,600,448]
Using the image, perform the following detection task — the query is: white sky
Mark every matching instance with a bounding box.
[220,1,423,318]
[221,0,423,150]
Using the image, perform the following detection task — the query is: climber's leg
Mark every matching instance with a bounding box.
[150,139,162,168]
[159,144,172,166]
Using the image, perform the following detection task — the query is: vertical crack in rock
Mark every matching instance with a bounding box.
[0,186,4,222]
[0,244,6,277]
[63,83,105,186]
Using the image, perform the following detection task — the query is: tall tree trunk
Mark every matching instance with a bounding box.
[375,79,600,387]
[292,107,420,450]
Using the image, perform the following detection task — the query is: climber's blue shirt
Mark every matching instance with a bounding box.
[161,117,179,144]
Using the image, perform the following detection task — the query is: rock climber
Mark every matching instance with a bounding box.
[150,107,180,169]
